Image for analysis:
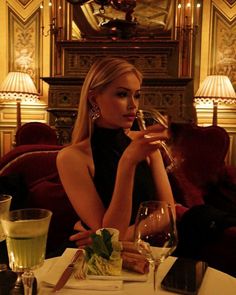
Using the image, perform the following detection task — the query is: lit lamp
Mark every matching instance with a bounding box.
[0,72,39,130]
[194,75,236,126]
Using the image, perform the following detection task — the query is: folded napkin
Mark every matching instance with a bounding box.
[41,248,123,291]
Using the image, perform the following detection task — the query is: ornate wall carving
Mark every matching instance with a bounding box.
[8,7,41,90]
[211,6,236,88]
[223,0,236,6]
[17,0,32,6]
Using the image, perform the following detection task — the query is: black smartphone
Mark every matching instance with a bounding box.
[161,257,208,295]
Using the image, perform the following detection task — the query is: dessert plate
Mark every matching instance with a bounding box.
[87,269,148,282]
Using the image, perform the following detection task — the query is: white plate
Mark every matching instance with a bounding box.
[87,269,148,282]
[53,248,148,283]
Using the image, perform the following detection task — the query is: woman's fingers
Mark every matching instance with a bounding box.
[74,220,87,231]
[69,230,93,247]
[75,237,92,248]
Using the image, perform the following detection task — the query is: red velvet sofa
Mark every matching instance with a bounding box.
[0,144,78,255]
[0,124,236,276]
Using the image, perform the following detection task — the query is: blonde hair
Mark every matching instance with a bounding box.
[71,57,143,144]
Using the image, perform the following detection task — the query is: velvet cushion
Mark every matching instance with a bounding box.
[169,170,204,208]
[0,148,61,185]
[170,123,229,188]
[169,123,230,208]
[28,172,78,253]
[15,122,58,146]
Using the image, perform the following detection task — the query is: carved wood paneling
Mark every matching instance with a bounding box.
[44,39,194,144]
[61,40,179,78]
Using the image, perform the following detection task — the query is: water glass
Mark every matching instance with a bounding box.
[0,194,12,242]
[2,208,52,295]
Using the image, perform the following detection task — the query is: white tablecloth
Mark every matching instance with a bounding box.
[35,255,236,295]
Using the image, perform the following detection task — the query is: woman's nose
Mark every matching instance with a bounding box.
[127,98,137,110]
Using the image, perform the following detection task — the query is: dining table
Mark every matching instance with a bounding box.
[35,251,236,295]
[35,248,236,295]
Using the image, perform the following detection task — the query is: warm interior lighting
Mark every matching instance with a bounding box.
[194,75,236,126]
[0,72,39,130]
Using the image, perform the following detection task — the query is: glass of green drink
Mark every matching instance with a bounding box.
[0,194,12,242]
[1,208,52,295]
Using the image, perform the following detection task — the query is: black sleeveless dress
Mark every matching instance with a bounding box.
[91,126,156,225]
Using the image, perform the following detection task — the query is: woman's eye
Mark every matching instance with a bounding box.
[117,91,128,98]
[134,92,141,99]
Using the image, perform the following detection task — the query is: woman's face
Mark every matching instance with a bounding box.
[93,72,141,129]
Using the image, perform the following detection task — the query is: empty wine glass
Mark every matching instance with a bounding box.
[1,208,52,295]
[134,200,178,292]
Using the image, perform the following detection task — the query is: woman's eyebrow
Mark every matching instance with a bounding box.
[116,87,141,91]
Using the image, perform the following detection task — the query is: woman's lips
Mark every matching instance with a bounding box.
[124,114,136,121]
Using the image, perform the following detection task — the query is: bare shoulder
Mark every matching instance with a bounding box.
[57,139,92,169]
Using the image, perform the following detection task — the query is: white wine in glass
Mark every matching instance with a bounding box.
[134,201,178,292]
[2,208,52,295]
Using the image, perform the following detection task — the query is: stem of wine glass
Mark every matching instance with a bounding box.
[153,260,161,292]
[22,271,34,295]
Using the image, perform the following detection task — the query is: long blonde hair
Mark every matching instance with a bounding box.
[71,57,143,144]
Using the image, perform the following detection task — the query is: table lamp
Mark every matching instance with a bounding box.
[194,75,236,126]
[0,72,39,130]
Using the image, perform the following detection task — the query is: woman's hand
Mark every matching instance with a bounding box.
[123,124,168,165]
[69,230,93,248]
[69,220,93,248]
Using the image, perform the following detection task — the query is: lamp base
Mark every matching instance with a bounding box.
[16,99,21,130]
[212,101,218,126]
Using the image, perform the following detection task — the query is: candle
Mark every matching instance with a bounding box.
[177,3,182,27]
[49,0,52,23]
[59,0,62,28]
[40,1,44,29]
[186,1,191,26]
[196,3,201,26]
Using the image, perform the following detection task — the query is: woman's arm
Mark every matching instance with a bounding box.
[57,130,164,240]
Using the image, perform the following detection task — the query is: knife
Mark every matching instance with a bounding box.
[52,249,84,292]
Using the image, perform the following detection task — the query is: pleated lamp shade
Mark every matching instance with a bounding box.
[0,72,39,129]
[0,72,39,102]
[194,75,236,125]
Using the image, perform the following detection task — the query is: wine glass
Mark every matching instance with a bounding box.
[0,194,12,264]
[1,208,52,295]
[134,200,178,292]
[136,108,176,172]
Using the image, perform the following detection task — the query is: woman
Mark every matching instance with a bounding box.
[57,57,175,246]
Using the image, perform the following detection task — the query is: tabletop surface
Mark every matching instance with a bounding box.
[35,253,236,295]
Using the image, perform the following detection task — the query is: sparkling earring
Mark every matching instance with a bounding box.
[89,103,100,120]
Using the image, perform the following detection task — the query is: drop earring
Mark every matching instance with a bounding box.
[89,103,101,120]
